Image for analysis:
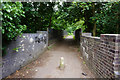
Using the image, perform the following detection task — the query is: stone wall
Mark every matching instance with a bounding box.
[48,29,63,44]
[82,33,92,36]
[2,31,48,78]
[80,34,120,78]
[75,28,82,43]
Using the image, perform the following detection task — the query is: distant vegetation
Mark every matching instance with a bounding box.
[1,2,120,55]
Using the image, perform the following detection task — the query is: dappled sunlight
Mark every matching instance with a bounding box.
[64,35,74,39]
[2,1,120,79]
[63,30,75,40]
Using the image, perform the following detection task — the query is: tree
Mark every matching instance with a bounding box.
[22,2,55,32]
[2,2,26,41]
[94,2,120,36]
[1,2,27,56]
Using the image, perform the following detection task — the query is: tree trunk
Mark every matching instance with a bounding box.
[49,15,52,29]
[116,12,119,34]
[93,22,96,36]
[84,10,89,32]
[92,3,96,36]
[117,24,119,34]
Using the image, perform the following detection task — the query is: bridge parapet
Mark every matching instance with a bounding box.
[80,34,120,78]
[2,31,48,78]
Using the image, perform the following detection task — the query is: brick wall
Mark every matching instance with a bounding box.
[80,34,120,78]
[0,30,2,79]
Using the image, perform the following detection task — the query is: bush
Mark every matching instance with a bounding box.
[2,2,27,41]
[1,2,27,56]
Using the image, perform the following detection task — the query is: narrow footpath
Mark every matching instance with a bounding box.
[7,37,95,78]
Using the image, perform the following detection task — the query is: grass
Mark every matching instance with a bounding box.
[73,35,75,40]
[63,36,66,39]
[47,45,52,50]
[77,48,80,52]
[47,43,56,50]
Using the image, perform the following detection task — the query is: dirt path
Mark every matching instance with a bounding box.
[7,38,95,78]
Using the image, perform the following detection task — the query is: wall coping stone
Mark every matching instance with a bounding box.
[101,34,120,36]
[82,33,92,36]
[80,33,120,78]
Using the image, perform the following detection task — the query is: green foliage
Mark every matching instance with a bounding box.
[47,43,55,50]
[13,46,21,52]
[65,19,86,34]
[73,35,75,40]
[57,2,120,36]
[77,48,80,52]
[2,2,27,41]
[2,2,27,56]
[52,2,73,30]
[2,47,7,56]
[47,45,52,50]
[2,2,120,40]
[22,2,55,32]
[94,2,120,36]
[72,19,86,32]
[1,2,120,56]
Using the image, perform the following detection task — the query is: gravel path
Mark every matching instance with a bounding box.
[7,38,95,78]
